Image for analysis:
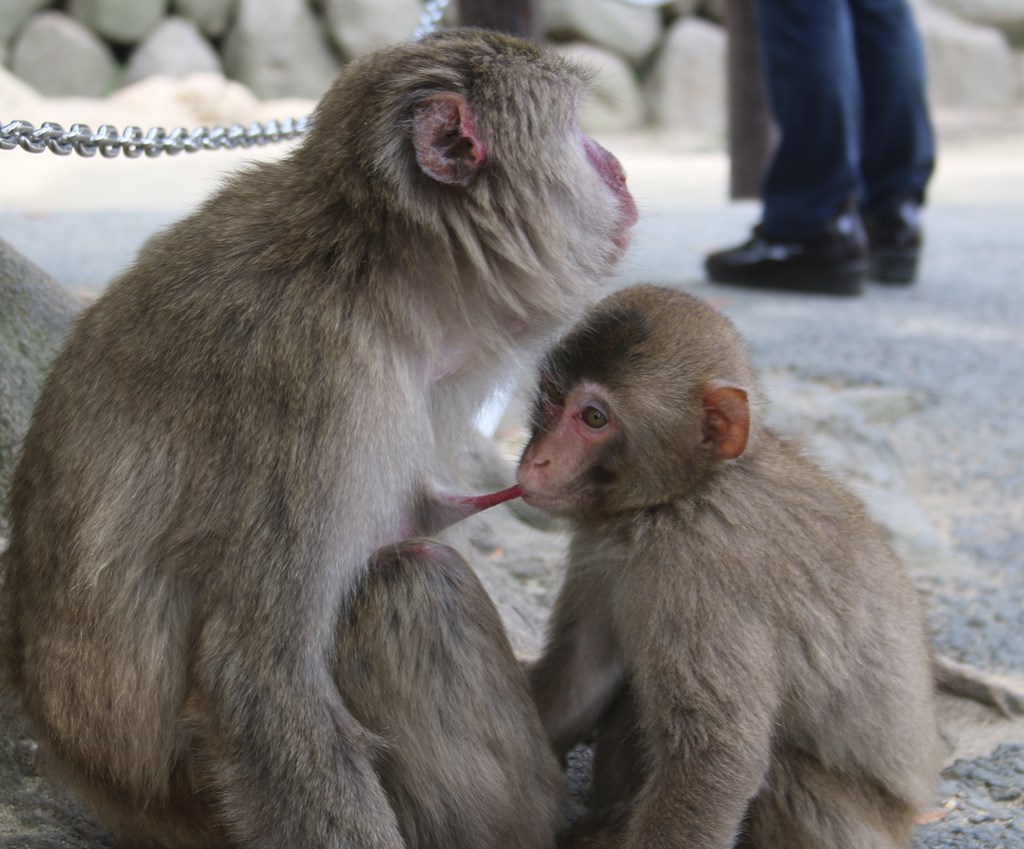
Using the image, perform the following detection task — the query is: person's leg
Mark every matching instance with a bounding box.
[851,0,935,282]
[852,0,934,218]
[756,0,862,239]
[705,0,868,295]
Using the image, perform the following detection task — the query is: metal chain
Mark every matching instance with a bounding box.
[0,117,310,158]
[1,0,452,159]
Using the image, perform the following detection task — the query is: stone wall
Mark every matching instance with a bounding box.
[1,0,1022,135]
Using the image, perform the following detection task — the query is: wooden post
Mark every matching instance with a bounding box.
[457,0,542,41]
[725,0,776,199]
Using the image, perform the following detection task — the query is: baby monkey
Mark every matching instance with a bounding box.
[519,285,940,849]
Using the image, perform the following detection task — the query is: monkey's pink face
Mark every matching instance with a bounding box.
[583,137,638,254]
[517,382,619,516]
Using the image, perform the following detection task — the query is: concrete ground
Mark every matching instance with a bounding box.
[1,113,1022,846]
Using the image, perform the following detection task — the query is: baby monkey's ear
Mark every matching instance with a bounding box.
[700,379,750,462]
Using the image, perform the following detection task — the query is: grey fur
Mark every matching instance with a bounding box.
[522,285,941,849]
[2,30,636,849]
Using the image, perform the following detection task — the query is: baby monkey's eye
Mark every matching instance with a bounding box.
[582,407,607,429]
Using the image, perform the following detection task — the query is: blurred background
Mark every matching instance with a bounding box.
[2,0,1023,137]
[3,0,1023,281]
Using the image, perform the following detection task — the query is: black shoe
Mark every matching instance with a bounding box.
[705,209,868,296]
[865,197,922,284]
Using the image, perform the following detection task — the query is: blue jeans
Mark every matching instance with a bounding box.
[754,0,935,239]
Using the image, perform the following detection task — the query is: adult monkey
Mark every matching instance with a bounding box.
[3,29,638,849]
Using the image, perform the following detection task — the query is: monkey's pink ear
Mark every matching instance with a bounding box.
[700,380,750,462]
[412,93,488,187]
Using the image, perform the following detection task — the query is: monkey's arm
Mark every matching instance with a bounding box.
[619,562,780,849]
[197,562,408,848]
[528,567,625,759]
[629,655,777,848]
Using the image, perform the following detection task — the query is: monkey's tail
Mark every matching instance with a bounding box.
[933,653,1024,716]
